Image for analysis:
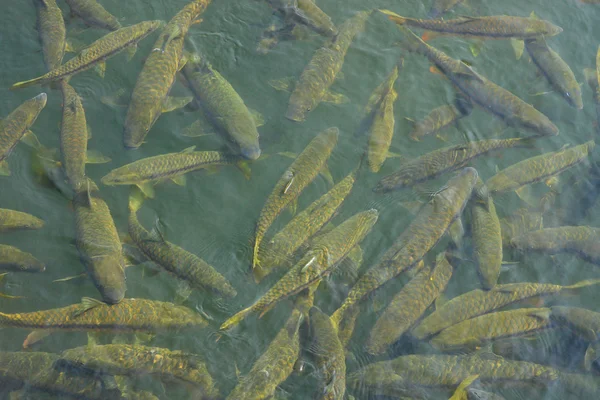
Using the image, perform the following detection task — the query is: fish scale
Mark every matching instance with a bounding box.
[60,82,89,192]
[35,0,67,71]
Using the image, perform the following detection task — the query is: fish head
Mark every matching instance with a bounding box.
[565,87,584,110]
[285,92,318,122]
[545,22,563,37]
[90,256,127,304]
[101,167,140,186]
[123,119,152,149]
[16,93,47,128]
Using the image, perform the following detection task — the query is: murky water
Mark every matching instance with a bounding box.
[1,0,600,398]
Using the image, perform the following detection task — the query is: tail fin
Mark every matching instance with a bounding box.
[128,186,145,213]
[11,77,44,91]
[562,279,600,294]
[378,9,407,25]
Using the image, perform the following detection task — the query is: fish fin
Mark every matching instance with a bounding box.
[429,65,445,76]
[455,63,484,83]
[181,145,196,153]
[53,273,87,283]
[529,11,539,20]
[86,124,93,140]
[136,182,155,199]
[178,53,188,72]
[288,198,298,216]
[422,30,442,42]
[171,175,186,186]
[322,91,349,104]
[527,308,551,321]
[86,332,101,346]
[22,330,53,349]
[455,374,479,395]
[75,297,106,317]
[126,44,137,61]
[584,343,599,371]
[278,151,297,159]
[21,130,41,149]
[320,164,334,186]
[236,160,252,180]
[10,76,44,91]
[472,344,501,360]
[64,37,85,54]
[94,61,106,78]
[150,218,167,243]
[378,9,407,25]
[500,261,520,272]
[162,96,194,113]
[128,186,146,213]
[514,184,538,208]
[182,119,214,137]
[85,150,111,164]
[174,281,193,304]
[248,108,264,127]
[510,39,525,60]
[160,25,182,52]
[563,279,600,293]
[100,88,128,108]
[448,218,465,249]
[220,306,253,331]
[469,40,485,58]
[386,151,403,159]
[268,77,294,92]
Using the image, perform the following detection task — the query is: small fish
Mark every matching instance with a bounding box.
[0,209,44,232]
[408,96,473,141]
[428,0,466,19]
[252,128,338,271]
[11,21,162,90]
[65,0,122,31]
[0,245,45,273]
[34,0,67,71]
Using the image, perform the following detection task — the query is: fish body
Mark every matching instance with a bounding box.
[0,93,47,172]
[412,279,600,339]
[431,308,552,350]
[224,209,378,330]
[254,168,356,283]
[286,11,370,121]
[0,297,207,332]
[65,0,121,31]
[60,82,89,192]
[124,1,210,148]
[34,0,67,71]
[550,306,600,341]
[367,85,398,172]
[0,209,44,232]
[486,141,595,194]
[334,168,477,327]
[58,344,217,394]
[374,138,531,192]
[525,38,582,109]
[409,100,472,141]
[428,0,465,19]
[394,26,558,137]
[73,183,126,304]
[295,0,337,37]
[226,308,303,400]
[366,252,453,355]
[180,52,261,160]
[11,21,162,90]
[310,307,346,400]
[0,245,45,273]
[252,128,338,271]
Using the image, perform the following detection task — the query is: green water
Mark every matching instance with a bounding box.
[1,0,600,398]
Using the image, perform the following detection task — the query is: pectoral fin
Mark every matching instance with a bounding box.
[320,165,334,186]
[322,91,349,104]
[136,182,155,199]
[85,150,111,164]
[75,297,106,317]
[21,130,42,149]
[510,38,525,60]
[162,96,194,113]
[248,108,264,127]
[94,61,106,78]
[182,119,214,137]
[171,175,186,186]
[268,77,295,92]
[126,44,137,61]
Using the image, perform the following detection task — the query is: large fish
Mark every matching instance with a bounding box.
[11,21,162,90]
[124,0,211,148]
[65,0,122,31]
[408,97,473,142]
[252,128,338,271]
[284,11,370,122]
[128,189,236,298]
[385,24,559,137]
[0,209,44,232]
[486,141,595,194]
[223,209,378,330]
[366,252,453,355]
[332,168,477,329]
[525,38,582,109]
[34,0,67,71]
[411,279,600,339]
[0,245,45,273]
[180,52,261,160]
[0,93,47,176]
[73,181,126,304]
[373,138,534,193]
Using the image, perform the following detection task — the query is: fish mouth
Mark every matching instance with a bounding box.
[34,92,48,105]
[100,287,126,304]
[285,108,306,122]
[240,146,261,160]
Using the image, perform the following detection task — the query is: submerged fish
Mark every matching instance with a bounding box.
[373,138,534,193]
[180,52,261,160]
[0,209,44,232]
[124,0,210,148]
[584,67,600,133]
[428,0,466,19]
[11,21,162,90]
[486,141,595,194]
[409,97,473,142]
[366,252,453,355]
[254,168,356,283]
[295,0,337,37]
[128,189,236,298]
[65,0,122,31]
[412,279,600,339]
[0,245,45,273]
[285,11,370,122]
[34,0,67,71]
[499,208,544,245]
[0,93,47,176]
[252,128,338,271]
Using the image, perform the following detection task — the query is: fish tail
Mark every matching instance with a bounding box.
[378,9,407,25]
[128,186,145,213]
[252,264,268,284]
[219,307,252,331]
[563,279,600,293]
[11,77,44,91]
[515,137,539,149]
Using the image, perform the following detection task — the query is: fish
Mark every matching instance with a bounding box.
[499,208,544,245]
[101,148,245,198]
[73,180,127,304]
[124,1,210,148]
[408,96,473,142]
[381,10,563,40]
[179,52,261,160]
[57,344,218,396]
[128,189,237,298]
[366,252,454,355]
[411,279,600,339]
[254,168,356,283]
[550,306,600,370]
[470,179,502,289]
[252,128,338,271]
[0,93,47,176]
[0,297,207,333]
[486,141,595,194]
[333,168,477,331]
[0,209,44,232]
[388,24,559,137]
[11,20,162,90]
[0,351,121,399]
[583,67,600,133]
[0,245,45,273]
[284,11,370,122]
[449,375,479,400]
[34,0,67,71]
[373,138,534,193]
[525,37,582,109]
[428,0,466,19]
[309,307,346,400]
[65,0,122,31]
[223,209,378,330]
[295,0,337,37]
[430,308,553,351]
[226,306,304,400]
